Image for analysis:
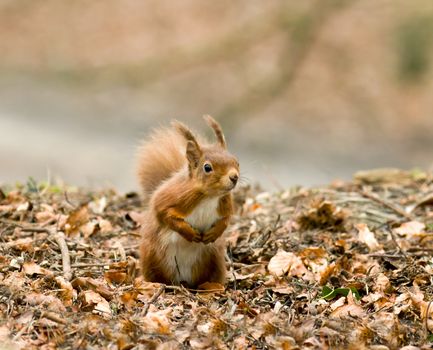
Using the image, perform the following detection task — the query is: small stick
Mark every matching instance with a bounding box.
[359,189,413,220]
[53,230,72,281]
[40,311,68,325]
[71,262,111,268]
[0,220,71,279]
[142,285,165,316]
[407,247,433,252]
[368,253,405,259]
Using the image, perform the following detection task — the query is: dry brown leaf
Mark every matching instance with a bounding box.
[231,271,255,281]
[319,262,336,286]
[119,291,139,309]
[330,303,365,318]
[65,205,89,236]
[271,285,294,295]
[237,300,259,317]
[23,261,54,277]
[142,307,172,335]
[133,279,163,299]
[409,285,433,331]
[330,296,346,311]
[367,312,399,346]
[16,202,30,212]
[98,218,113,233]
[35,211,56,224]
[24,292,66,313]
[6,237,33,252]
[394,221,425,236]
[268,250,314,281]
[80,221,97,237]
[373,273,391,293]
[356,223,381,251]
[81,290,112,317]
[54,276,76,306]
[104,270,127,285]
[197,282,224,292]
[71,277,114,300]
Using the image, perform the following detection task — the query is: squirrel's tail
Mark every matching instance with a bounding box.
[137,126,187,203]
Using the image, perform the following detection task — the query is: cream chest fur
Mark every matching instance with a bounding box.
[161,197,220,284]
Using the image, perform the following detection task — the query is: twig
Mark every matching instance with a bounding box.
[53,230,72,281]
[0,221,72,279]
[368,253,405,259]
[71,262,111,268]
[142,285,165,316]
[359,189,413,220]
[407,247,433,252]
[40,310,68,325]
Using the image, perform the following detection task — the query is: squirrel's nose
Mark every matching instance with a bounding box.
[229,174,238,185]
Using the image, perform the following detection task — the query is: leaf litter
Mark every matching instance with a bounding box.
[0,169,433,349]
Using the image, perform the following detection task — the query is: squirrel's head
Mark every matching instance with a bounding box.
[173,116,240,196]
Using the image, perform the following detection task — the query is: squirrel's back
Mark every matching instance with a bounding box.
[137,126,187,202]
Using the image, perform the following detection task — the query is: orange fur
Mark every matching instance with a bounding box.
[137,117,239,287]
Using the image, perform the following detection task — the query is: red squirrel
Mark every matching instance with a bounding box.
[137,116,239,287]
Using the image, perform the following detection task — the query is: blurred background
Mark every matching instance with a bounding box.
[1,0,433,192]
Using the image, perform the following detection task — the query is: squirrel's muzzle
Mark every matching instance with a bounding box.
[229,174,238,186]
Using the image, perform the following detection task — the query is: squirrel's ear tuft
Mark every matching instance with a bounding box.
[203,115,227,149]
[172,120,201,149]
[185,140,202,172]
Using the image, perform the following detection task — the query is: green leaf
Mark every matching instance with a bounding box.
[321,286,361,301]
[428,333,433,342]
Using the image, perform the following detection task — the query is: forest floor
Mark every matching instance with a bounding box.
[1,168,433,349]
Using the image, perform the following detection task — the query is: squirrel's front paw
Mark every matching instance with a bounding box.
[202,227,221,244]
[180,228,202,243]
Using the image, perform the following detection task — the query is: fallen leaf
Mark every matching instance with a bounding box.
[54,276,76,306]
[268,250,314,280]
[23,262,53,277]
[98,218,113,233]
[6,237,33,252]
[71,277,114,300]
[65,205,89,236]
[81,290,112,317]
[16,202,30,212]
[394,221,425,236]
[24,292,66,313]
[142,307,172,335]
[197,282,224,292]
[373,273,391,293]
[330,303,365,318]
[356,223,381,251]
[330,296,346,311]
[104,270,127,284]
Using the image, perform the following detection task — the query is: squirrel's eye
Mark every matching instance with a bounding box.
[203,163,213,173]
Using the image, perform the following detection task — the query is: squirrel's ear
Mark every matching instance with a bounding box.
[203,115,227,149]
[172,120,201,149]
[186,140,202,171]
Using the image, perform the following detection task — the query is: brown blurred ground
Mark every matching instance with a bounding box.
[0,0,432,191]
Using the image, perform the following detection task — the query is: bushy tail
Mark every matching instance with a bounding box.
[136,126,187,203]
